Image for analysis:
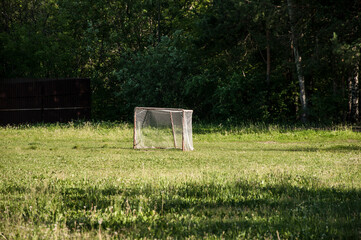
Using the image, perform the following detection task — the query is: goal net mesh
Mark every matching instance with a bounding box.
[134,108,193,151]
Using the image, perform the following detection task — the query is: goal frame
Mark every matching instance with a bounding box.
[133,107,193,151]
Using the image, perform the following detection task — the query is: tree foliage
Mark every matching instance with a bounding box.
[1,0,360,123]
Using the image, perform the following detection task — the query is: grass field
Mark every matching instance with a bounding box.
[0,122,360,239]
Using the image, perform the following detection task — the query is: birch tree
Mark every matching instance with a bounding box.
[287,0,307,122]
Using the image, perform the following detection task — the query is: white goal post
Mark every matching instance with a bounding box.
[133,107,194,151]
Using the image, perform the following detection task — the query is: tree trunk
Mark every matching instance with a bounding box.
[157,0,161,43]
[266,29,271,85]
[348,64,360,122]
[287,0,308,123]
[348,75,353,120]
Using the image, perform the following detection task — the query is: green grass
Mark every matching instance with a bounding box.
[0,122,360,239]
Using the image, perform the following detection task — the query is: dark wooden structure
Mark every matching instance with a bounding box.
[0,78,91,125]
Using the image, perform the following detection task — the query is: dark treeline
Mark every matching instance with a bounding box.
[1,0,360,124]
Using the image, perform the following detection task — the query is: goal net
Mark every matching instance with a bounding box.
[134,107,193,151]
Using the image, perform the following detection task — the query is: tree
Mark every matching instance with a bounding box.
[287,0,308,122]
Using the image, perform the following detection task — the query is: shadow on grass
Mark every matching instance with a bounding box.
[52,177,361,239]
[225,144,361,153]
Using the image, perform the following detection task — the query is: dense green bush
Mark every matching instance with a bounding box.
[309,93,347,124]
[112,34,193,120]
[213,72,269,123]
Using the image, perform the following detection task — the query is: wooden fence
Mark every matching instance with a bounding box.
[0,78,91,125]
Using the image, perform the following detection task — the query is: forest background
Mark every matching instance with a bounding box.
[1,0,360,124]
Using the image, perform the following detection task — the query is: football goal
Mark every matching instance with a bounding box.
[133,107,193,151]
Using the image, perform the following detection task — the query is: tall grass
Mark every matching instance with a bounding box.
[0,122,360,239]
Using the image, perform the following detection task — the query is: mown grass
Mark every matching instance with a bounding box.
[0,122,360,239]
